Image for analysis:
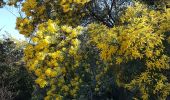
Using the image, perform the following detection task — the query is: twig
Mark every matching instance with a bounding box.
[0,26,5,32]
[4,6,18,17]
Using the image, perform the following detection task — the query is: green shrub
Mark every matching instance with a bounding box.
[0,38,33,100]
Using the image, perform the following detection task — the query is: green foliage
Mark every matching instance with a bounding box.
[0,38,33,100]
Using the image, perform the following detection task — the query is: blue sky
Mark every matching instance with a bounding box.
[0,5,25,40]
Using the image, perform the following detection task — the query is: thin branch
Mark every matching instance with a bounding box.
[4,6,18,17]
[104,0,115,26]
[18,1,23,18]
[0,26,5,32]
[88,1,113,27]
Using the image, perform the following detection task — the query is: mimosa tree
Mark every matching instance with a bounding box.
[6,0,170,99]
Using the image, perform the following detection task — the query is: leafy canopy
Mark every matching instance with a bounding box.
[9,0,170,99]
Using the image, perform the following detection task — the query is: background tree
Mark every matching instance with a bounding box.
[0,37,34,100]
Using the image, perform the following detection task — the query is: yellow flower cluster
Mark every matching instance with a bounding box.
[24,19,84,98]
[126,72,170,100]
[16,0,88,34]
[16,18,34,36]
[17,0,170,99]
[88,2,170,99]
[88,2,169,66]
[60,0,90,12]
[22,0,37,16]
[22,0,47,22]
